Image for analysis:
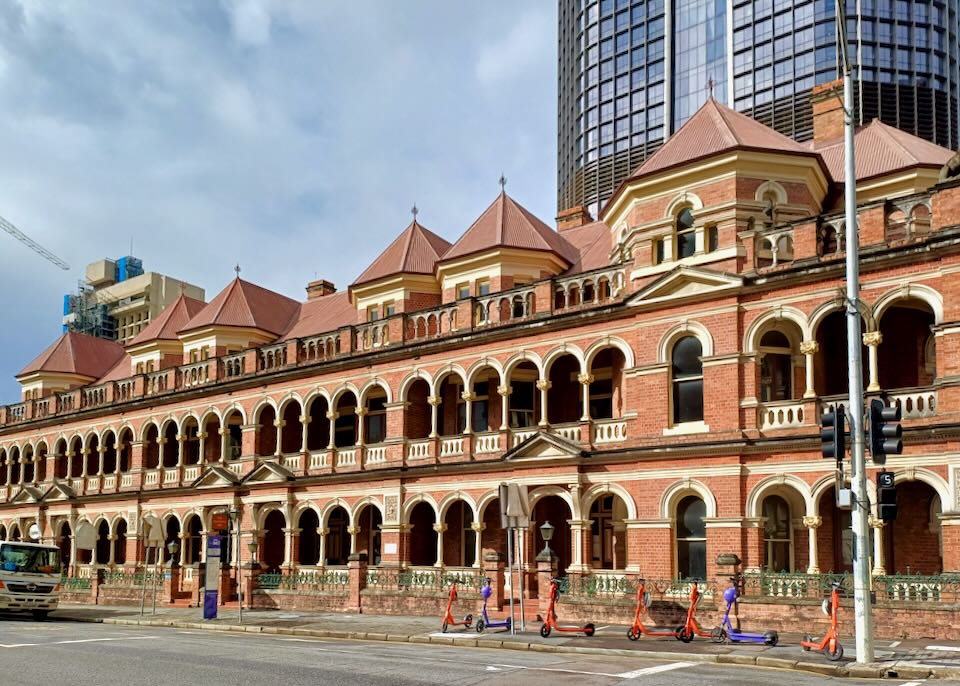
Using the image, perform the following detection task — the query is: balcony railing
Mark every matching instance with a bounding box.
[758,400,807,430]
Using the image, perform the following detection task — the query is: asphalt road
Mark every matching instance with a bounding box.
[0,617,952,686]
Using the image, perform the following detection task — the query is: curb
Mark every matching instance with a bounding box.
[57,614,954,680]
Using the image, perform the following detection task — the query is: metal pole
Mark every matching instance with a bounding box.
[506,524,515,636]
[837,0,874,663]
[138,539,147,617]
[516,528,526,632]
[237,518,243,625]
[151,547,159,615]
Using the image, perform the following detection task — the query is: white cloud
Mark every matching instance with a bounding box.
[474,7,552,87]
[221,0,273,47]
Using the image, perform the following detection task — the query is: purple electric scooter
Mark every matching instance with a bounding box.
[711,584,779,646]
[475,579,512,633]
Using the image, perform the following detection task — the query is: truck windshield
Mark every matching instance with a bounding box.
[0,544,62,574]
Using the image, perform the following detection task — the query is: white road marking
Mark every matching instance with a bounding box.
[897,681,924,686]
[889,640,902,647]
[925,645,960,652]
[278,638,327,643]
[616,662,694,679]
[486,666,502,672]
[0,635,157,649]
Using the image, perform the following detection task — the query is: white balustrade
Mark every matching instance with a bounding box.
[365,445,387,465]
[183,466,200,482]
[474,433,500,454]
[510,429,537,447]
[406,439,431,460]
[228,462,244,476]
[309,452,328,469]
[85,476,100,492]
[553,424,581,442]
[592,419,627,444]
[143,471,159,486]
[162,468,178,484]
[439,437,463,457]
[120,474,133,488]
[336,448,357,467]
[889,390,937,419]
[102,475,116,490]
[758,401,807,430]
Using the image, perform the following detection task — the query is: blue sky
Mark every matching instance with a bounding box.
[0,1,557,401]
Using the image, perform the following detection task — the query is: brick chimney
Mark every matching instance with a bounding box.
[811,79,845,143]
[556,205,594,231]
[305,279,336,300]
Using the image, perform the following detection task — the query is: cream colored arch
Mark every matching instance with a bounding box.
[503,351,545,380]
[891,467,951,511]
[808,296,875,335]
[437,491,479,522]
[81,430,100,450]
[319,498,352,528]
[746,474,814,518]
[580,482,638,520]
[660,479,718,519]
[330,382,362,407]
[139,420,161,442]
[528,485,579,520]
[179,411,202,429]
[465,357,505,388]
[656,320,715,363]
[256,503,288,530]
[350,496,385,527]
[249,397,279,425]
[401,493,440,524]
[108,513,129,535]
[220,403,247,424]
[664,191,704,218]
[277,392,306,416]
[302,389,331,415]
[542,343,587,377]
[872,283,944,325]
[755,180,788,205]
[475,489,502,522]
[584,336,636,369]
[398,369,434,401]
[359,378,393,405]
[430,363,468,394]
[292,500,322,525]
[743,306,812,353]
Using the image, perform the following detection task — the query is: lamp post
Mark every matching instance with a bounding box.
[228,509,241,624]
[167,540,180,567]
[539,521,555,560]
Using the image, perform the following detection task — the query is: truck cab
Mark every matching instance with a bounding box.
[0,540,62,619]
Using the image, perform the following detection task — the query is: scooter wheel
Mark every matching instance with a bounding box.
[464,614,473,628]
[674,625,686,641]
[540,624,552,638]
[442,622,448,633]
[710,627,726,644]
[627,628,641,641]
[583,623,595,637]
[678,627,694,643]
[475,619,485,633]
[801,634,812,651]
[764,631,779,646]
[827,643,844,662]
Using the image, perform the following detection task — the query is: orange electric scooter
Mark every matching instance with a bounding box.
[440,582,473,633]
[627,578,684,640]
[539,578,596,637]
[800,580,844,661]
[676,579,714,642]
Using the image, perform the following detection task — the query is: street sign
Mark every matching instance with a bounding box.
[204,535,222,620]
[211,513,229,532]
[877,471,894,489]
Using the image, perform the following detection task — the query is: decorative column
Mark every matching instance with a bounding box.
[107,535,117,566]
[567,519,592,573]
[347,525,361,556]
[197,432,207,464]
[326,411,339,450]
[178,532,189,567]
[18,456,26,485]
[869,517,886,575]
[176,434,186,467]
[803,515,822,574]
[282,527,296,569]
[219,428,229,463]
[80,449,90,478]
[433,523,447,567]
[355,408,367,446]
[274,418,285,456]
[800,341,819,398]
[98,447,109,476]
[299,415,311,454]
[536,379,551,427]
[497,385,511,431]
[428,396,441,438]
[156,436,167,470]
[471,522,485,568]
[460,392,474,434]
[578,373,594,421]
[65,451,74,481]
[863,331,883,392]
[316,527,329,566]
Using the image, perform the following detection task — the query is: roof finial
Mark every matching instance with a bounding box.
[499,173,507,193]
[706,77,715,99]
[234,263,241,278]
[411,203,419,221]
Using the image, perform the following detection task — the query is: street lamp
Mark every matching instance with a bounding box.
[247,540,259,567]
[539,521,555,560]
[167,540,180,568]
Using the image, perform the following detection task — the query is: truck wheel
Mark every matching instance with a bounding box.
[32,610,49,621]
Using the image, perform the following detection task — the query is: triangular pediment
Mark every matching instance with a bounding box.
[502,431,587,461]
[627,266,743,306]
[240,460,294,484]
[42,481,76,502]
[10,486,43,504]
[192,465,240,489]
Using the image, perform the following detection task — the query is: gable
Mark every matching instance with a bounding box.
[42,482,76,502]
[9,486,42,504]
[502,432,586,461]
[192,465,240,489]
[240,461,294,484]
[627,266,743,307]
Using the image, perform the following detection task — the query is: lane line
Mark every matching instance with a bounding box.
[616,662,694,678]
[924,645,960,652]
[897,682,924,686]
[889,640,902,647]
[0,635,157,649]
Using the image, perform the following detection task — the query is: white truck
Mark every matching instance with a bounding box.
[0,540,62,619]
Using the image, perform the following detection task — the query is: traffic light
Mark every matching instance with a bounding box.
[821,408,846,460]
[868,398,902,465]
[877,471,897,522]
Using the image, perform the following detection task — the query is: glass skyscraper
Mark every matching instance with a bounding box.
[558,0,960,217]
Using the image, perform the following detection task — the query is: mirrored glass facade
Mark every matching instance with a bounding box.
[558,0,960,217]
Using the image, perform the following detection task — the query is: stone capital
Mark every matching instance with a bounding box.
[536,379,552,392]
[862,331,883,347]
[427,396,442,407]
[432,523,448,533]
[802,515,822,529]
[326,411,339,421]
[577,373,594,386]
[460,391,475,402]
[497,384,512,397]
[799,340,819,356]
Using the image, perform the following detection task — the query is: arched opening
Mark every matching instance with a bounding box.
[58,521,72,570]
[507,362,539,429]
[8,523,21,542]
[480,500,507,562]
[117,430,133,472]
[161,422,178,468]
[467,367,500,434]
[355,505,382,566]
[676,495,706,579]
[911,205,931,235]
[333,393,358,448]
[306,397,331,451]
[547,354,581,424]
[256,405,278,457]
[761,495,792,572]
[34,442,48,483]
[814,310,868,397]
[887,481,942,574]
[54,439,68,479]
[143,426,160,470]
[69,437,84,477]
[83,437,97,478]
[404,379,432,440]
[223,411,243,460]
[21,445,35,484]
[182,514,202,565]
[671,337,703,424]
[436,372,466,437]
[757,325,802,402]
[675,207,696,259]
[180,417,200,465]
[878,298,936,389]
[886,208,908,241]
[442,501,476,567]
[279,401,302,454]
[816,487,852,573]
[324,506,349,566]
[587,494,628,570]
[114,519,128,565]
[163,517,181,563]
[532,495,572,574]
[201,415,222,463]
[101,432,117,474]
[297,509,320,566]
[95,521,111,565]
[408,502,437,567]
[8,446,22,485]
[0,450,6,487]
[261,510,286,572]
[363,387,388,444]
[588,348,626,420]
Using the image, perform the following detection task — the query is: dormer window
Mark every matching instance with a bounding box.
[367,305,380,322]
[676,207,696,259]
[476,279,491,296]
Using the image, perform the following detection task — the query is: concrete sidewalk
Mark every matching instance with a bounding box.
[50,603,960,680]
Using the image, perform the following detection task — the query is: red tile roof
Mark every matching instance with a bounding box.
[813,119,954,183]
[627,98,812,181]
[180,278,300,337]
[442,192,579,264]
[352,220,452,287]
[560,220,613,274]
[281,291,355,341]
[17,332,126,380]
[128,294,206,347]
[96,354,134,383]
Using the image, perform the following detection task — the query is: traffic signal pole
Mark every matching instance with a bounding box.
[837,0,875,663]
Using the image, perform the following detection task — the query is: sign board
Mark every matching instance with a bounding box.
[878,471,895,489]
[211,513,229,532]
[498,483,530,529]
[75,521,96,551]
[384,542,397,555]
[28,523,41,541]
[141,515,165,547]
[203,535,222,620]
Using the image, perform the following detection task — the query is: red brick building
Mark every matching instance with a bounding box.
[2,89,960,615]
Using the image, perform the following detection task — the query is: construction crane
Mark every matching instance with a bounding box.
[0,213,70,270]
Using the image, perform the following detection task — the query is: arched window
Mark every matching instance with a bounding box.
[762,495,791,572]
[675,208,696,259]
[759,330,793,402]
[676,496,706,579]
[671,336,703,424]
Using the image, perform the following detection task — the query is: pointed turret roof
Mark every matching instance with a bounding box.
[442,192,578,263]
[179,278,300,337]
[128,294,206,347]
[627,98,813,181]
[352,220,452,287]
[813,119,954,183]
[17,332,125,380]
